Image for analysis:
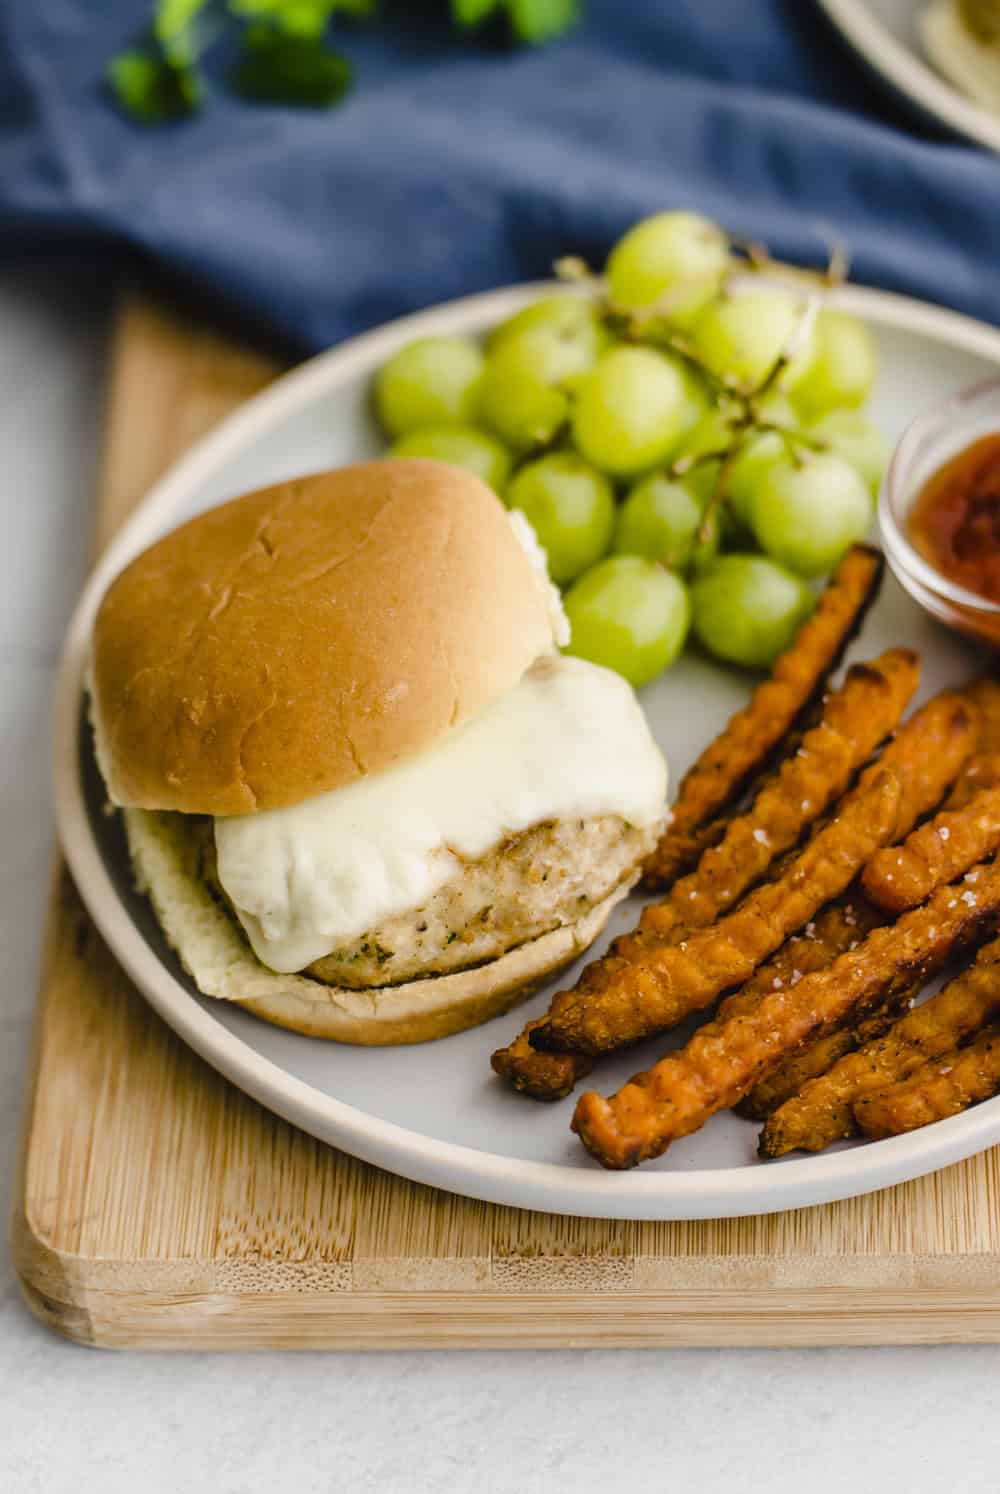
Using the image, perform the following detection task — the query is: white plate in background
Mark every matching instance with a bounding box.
[818,0,1000,153]
[52,280,1000,1219]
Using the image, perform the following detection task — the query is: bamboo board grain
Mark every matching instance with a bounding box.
[12,291,1000,1350]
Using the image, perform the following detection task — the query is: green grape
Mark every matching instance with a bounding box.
[726,393,824,524]
[389,426,512,493]
[678,365,712,438]
[757,392,798,426]
[487,296,611,388]
[614,473,720,574]
[692,292,815,391]
[374,336,484,437]
[751,452,873,577]
[726,429,786,526]
[788,310,876,418]
[478,356,569,454]
[808,409,889,497]
[564,556,690,688]
[506,453,615,584]
[571,347,690,478]
[606,211,730,328]
[691,555,813,670]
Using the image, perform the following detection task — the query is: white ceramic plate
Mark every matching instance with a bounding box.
[53,281,1000,1220]
[818,0,1000,153]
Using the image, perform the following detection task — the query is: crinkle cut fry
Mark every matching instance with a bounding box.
[944,680,1000,810]
[862,784,1000,915]
[640,814,730,891]
[760,923,1000,1157]
[632,649,917,946]
[644,545,883,888]
[946,754,1000,810]
[490,1021,593,1100]
[721,896,891,1119]
[962,677,1000,753]
[717,897,886,1026]
[736,982,917,1121]
[572,863,1000,1170]
[534,769,902,1058]
[655,680,968,971]
[853,1026,1000,1138]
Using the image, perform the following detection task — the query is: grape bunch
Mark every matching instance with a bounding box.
[372,211,889,688]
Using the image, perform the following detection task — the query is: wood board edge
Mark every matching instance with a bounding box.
[12,1273,1000,1350]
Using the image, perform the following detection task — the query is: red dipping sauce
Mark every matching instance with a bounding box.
[909,433,1000,605]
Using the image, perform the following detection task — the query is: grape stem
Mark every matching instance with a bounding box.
[696,438,744,544]
[751,295,821,404]
[730,235,850,291]
[552,240,839,533]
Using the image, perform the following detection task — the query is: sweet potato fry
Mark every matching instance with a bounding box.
[644,545,883,887]
[737,983,917,1120]
[856,690,974,840]
[572,862,1000,1170]
[854,1026,1000,1138]
[641,814,731,891]
[944,754,1000,810]
[944,682,1000,811]
[490,1020,593,1100]
[862,785,1000,915]
[760,925,1000,1156]
[634,649,917,945]
[534,769,901,1058]
[718,897,886,1025]
[722,896,891,1118]
[963,677,1000,752]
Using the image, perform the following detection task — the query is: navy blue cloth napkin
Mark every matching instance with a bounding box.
[2,1,999,352]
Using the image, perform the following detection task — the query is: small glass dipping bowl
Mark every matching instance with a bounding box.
[879,377,1000,648]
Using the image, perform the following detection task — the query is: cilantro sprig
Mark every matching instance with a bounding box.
[108,0,580,122]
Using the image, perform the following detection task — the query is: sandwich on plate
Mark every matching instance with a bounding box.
[88,458,667,1043]
[922,0,1000,111]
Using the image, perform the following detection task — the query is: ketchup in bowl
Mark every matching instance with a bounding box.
[909,433,1000,606]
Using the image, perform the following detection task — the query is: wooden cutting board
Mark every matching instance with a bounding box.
[13,292,1000,1350]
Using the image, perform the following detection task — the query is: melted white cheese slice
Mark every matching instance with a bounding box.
[214,654,667,973]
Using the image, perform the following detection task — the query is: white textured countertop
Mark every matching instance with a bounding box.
[4,265,1000,1494]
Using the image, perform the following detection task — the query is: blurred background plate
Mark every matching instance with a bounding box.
[52,280,1000,1220]
[819,0,1000,152]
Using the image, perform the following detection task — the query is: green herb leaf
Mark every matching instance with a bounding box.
[450,0,577,42]
[450,0,500,27]
[507,0,578,43]
[231,27,353,105]
[229,0,376,37]
[153,0,215,63]
[107,50,201,121]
